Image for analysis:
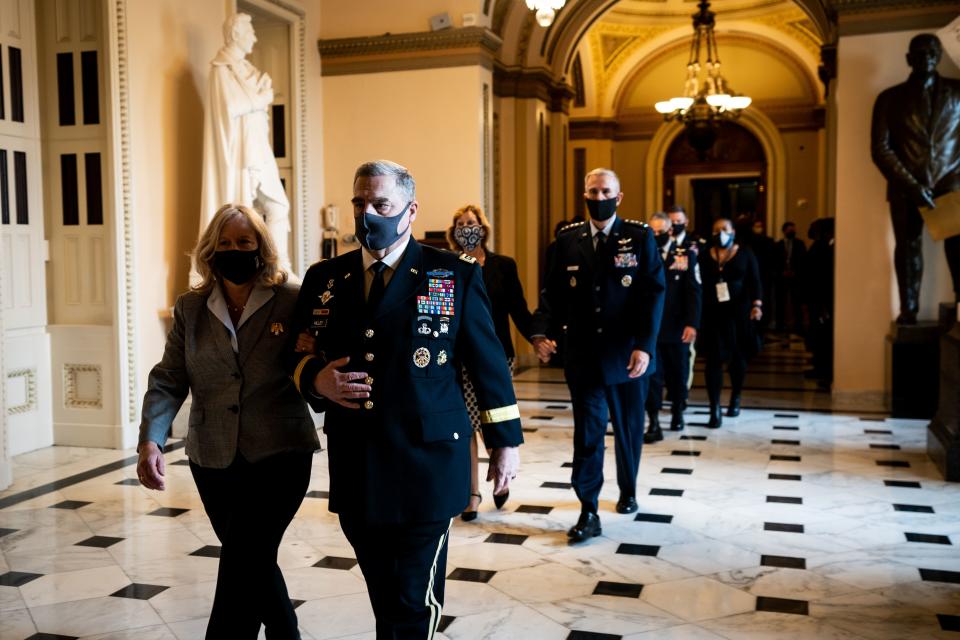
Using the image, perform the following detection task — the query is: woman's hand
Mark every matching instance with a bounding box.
[137,441,166,491]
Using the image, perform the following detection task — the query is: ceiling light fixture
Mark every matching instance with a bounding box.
[525,0,566,28]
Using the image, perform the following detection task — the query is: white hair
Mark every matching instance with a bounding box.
[584,167,620,190]
[354,160,416,201]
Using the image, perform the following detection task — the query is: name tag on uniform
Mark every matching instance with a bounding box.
[566,265,579,271]
[716,282,731,303]
[670,255,689,271]
[613,253,638,268]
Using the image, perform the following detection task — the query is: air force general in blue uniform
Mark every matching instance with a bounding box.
[533,168,665,542]
[287,161,522,639]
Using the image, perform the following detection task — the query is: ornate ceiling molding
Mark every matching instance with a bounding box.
[493,63,577,113]
[318,27,503,76]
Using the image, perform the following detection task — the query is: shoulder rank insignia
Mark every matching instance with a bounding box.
[459,254,477,264]
[623,219,649,228]
[558,221,586,235]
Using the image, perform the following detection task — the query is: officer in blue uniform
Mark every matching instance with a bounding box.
[287,160,522,639]
[534,168,665,542]
[644,212,702,443]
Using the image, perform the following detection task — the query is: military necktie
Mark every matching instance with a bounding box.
[595,231,608,262]
[367,261,388,311]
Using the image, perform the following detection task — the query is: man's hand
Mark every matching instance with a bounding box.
[750,306,763,322]
[627,350,651,378]
[295,331,316,353]
[487,446,519,496]
[681,326,697,344]
[532,336,557,363]
[911,184,936,208]
[312,356,371,409]
[137,441,166,491]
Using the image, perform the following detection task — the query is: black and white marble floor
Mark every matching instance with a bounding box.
[1,373,958,638]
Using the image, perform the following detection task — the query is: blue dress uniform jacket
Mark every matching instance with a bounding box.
[538,218,666,384]
[658,244,702,343]
[287,238,523,525]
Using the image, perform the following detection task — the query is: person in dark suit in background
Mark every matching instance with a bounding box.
[446,203,536,520]
[138,204,320,639]
[774,221,807,333]
[749,219,776,328]
[644,212,701,443]
[533,168,665,542]
[287,160,522,639]
[804,217,835,387]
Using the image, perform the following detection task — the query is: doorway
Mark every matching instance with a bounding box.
[691,176,761,239]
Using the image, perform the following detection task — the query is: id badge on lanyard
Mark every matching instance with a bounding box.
[716,281,731,303]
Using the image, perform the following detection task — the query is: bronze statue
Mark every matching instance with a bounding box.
[871,34,960,325]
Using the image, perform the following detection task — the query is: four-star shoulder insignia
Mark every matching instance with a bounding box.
[459,254,477,264]
[558,221,586,235]
[623,219,649,228]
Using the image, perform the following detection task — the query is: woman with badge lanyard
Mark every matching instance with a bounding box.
[447,204,536,521]
[698,217,763,428]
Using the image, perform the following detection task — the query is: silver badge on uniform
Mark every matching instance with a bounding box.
[413,347,431,368]
[621,275,633,287]
[437,350,448,365]
[418,322,431,335]
[326,279,335,289]
[570,276,577,288]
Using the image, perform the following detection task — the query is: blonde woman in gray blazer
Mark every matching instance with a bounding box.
[137,204,320,640]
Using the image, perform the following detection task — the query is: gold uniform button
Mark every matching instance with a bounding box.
[364,329,375,338]
[364,376,374,385]
[364,400,374,410]
[365,353,375,362]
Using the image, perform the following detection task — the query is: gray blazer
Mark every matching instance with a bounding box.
[139,283,320,468]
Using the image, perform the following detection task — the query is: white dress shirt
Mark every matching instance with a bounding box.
[361,239,409,300]
[589,215,617,249]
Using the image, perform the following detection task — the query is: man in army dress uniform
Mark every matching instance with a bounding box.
[643,212,702,443]
[287,160,522,638]
[533,168,665,542]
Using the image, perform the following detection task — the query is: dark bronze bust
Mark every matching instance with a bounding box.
[871,34,960,324]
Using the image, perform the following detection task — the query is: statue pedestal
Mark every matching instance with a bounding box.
[928,321,960,481]
[888,322,940,419]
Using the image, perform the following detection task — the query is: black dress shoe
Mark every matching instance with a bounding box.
[643,423,664,444]
[461,493,482,522]
[670,411,685,431]
[567,511,602,542]
[493,490,509,510]
[616,496,638,514]
[726,395,741,417]
[707,405,723,429]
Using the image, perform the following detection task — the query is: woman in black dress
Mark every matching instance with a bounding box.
[447,204,535,520]
[698,218,763,428]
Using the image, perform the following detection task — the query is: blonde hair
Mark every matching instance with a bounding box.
[446,204,492,253]
[191,204,287,294]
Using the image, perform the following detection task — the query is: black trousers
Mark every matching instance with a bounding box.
[646,343,690,416]
[889,193,960,311]
[191,450,313,640]
[339,515,452,640]
[568,377,646,513]
[705,351,747,407]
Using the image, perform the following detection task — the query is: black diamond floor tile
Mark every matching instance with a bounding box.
[885,480,921,488]
[869,443,901,450]
[0,527,17,538]
[770,455,802,462]
[774,413,799,419]
[756,596,809,615]
[635,513,673,524]
[920,568,960,584]
[593,581,643,598]
[114,478,142,486]
[25,634,80,640]
[478,457,490,463]
[110,583,169,599]
[649,488,684,497]
[314,556,359,570]
[616,543,660,557]
[772,439,801,446]
[530,415,554,420]
[189,545,221,558]
[661,467,693,475]
[170,459,191,466]
[448,567,496,583]
[761,554,807,569]
[542,481,573,489]
[687,422,710,427]
[522,428,539,433]
[893,504,935,514]
[516,505,553,514]
[769,474,802,481]
[546,405,568,410]
[773,426,799,431]
[147,507,189,517]
[75,535,125,548]
[305,490,330,499]
[291,599,305,610]
[567,631,622,640]
[50,500,92,510]
[876,460,910,468]
[860,417,887,422]
[937,613,960,631]
[438,615,456,633]
[765,522,805,533]
[0,571,43,587]
[905,532,952,545]
[679,435,707,440]
[864,428,893,434]
[485,533,528,545]
[671,450,701,456]
[767,496,803,505]
[562,462,574,468]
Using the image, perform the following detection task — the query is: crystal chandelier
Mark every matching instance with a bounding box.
[654,0,751,152]
[525,0,566,28]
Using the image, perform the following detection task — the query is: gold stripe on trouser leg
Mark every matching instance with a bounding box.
[425,518,453,639]
[687,344,696,390]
